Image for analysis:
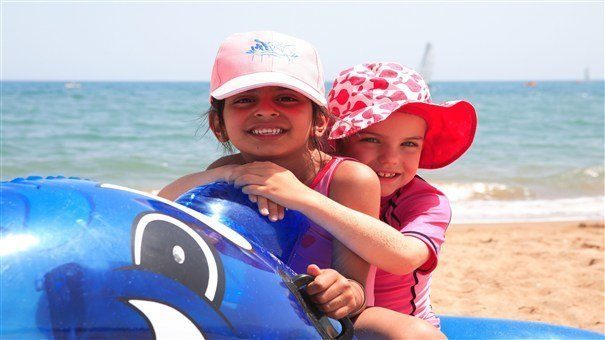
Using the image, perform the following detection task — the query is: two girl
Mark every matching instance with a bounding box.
[160,31,476,338]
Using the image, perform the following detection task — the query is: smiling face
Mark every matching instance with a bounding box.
[339,112,427,197]
[211,86,323,161]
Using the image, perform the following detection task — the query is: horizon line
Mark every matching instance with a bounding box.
[2,78,604,83]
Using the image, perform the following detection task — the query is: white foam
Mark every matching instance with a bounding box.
[450,196,604,224]
[433,181,532,201]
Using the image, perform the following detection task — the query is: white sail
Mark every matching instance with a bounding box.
[419,43,434,84]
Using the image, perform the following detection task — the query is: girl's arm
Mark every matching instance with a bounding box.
[317,160,430,275]
[158,154,244,201]
[158,166,235,201]
[301,161,373,319]
[230,161,430,275]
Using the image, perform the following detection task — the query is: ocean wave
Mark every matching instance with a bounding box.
[525,165,605,197]
[578,166,603,178]
[538,165,604,184]
[568,165,603,182]
[450,196,604,224]
[433,182,533,201]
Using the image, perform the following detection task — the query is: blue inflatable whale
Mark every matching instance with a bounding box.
[2,177,603,339]
[1,176,351,338]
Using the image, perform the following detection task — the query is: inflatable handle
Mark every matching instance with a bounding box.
[293,274,354,340]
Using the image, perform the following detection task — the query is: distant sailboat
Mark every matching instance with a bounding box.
[418,43,434,85]
[576,68,591,84]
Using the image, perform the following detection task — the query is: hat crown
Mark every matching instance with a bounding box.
[210,31,325,104]
[328,62,431,120]
[327,62,477,169]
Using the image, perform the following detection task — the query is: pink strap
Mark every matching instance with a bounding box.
[287,156,354,273]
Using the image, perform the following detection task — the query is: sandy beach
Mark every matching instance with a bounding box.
[431,221,604,333]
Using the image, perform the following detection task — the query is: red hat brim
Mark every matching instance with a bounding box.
[400,100,477,169]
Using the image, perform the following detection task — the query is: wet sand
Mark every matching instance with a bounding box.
[431,221,604,332]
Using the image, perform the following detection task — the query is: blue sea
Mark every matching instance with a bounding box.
[2,81,603,223]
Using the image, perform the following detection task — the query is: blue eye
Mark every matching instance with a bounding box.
[360,137,379,143]
[402,141,419,147]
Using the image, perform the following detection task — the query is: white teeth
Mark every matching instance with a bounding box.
[377,172,397,178]
[251,128,283,135]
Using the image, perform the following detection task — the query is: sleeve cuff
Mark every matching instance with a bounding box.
[402,231,439,273]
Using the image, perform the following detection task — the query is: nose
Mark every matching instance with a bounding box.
[377,147,400,166]
[254,110,279,118]
[254,102,280,118]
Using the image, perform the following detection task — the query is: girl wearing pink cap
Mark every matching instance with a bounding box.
[160,31,391,334]
[228,62,477,337]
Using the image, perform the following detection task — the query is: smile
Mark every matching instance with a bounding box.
[377,171,399,178]
[249,128,285,136]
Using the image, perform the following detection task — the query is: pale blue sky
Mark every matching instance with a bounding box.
[2,2,603,81]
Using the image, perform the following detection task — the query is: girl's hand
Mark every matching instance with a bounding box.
[305,264,364,319]
[227,161,315,212]
[248,194,286,222]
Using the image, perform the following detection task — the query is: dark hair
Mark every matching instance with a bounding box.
[205,97,331,154]
[206,98,233,153]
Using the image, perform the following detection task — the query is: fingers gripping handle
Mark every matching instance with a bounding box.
[293,274,354,340]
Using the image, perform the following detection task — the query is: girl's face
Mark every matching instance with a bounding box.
[216,86,318,160]
[340,112,426,197]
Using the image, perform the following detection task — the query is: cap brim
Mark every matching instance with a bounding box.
[211,72,327,108]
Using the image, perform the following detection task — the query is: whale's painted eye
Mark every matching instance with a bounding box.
[132,213,225,306]
[173,245,185,264]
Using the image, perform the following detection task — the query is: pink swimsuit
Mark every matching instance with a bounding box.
[286,157,348,274]
[285,161,448,329]
[365,175,450,328]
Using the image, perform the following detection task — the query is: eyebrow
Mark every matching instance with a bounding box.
[239,86,294,95]
[358,132,424,140]
[237,89,260,95]
[274,87,301,95]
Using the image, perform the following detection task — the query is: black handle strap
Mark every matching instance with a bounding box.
[292,274,354,340]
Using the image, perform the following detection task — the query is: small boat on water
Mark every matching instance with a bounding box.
[64,82,82,89]
[524,81,537,87]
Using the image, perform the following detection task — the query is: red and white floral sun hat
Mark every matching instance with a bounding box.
[327,62,477,169]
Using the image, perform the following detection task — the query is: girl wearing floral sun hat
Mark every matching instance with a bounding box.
[328,62,477,331]
[225,60,475,337]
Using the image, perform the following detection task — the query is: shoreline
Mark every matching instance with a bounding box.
[452,219,603,227]
[432,220,604,332]
[447,196,604,225]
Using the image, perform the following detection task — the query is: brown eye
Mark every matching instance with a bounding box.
[277,95,298,103]
[233,97,254,104]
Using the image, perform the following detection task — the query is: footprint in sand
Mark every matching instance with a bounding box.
[518,306,539,314]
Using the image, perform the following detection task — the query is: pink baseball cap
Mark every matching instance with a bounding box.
[328,62,477,169]
[210,31,326,107]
